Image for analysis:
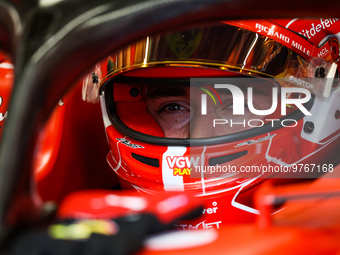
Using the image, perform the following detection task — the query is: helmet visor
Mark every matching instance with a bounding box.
[99,21,335,144]
[102,75,312,140]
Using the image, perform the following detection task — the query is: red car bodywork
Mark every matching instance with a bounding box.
[1,16,340,254]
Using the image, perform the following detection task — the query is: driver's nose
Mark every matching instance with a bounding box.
[190,111,226,138]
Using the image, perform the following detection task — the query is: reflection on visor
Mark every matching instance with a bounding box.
[105,77,311,139]
[106,22,336,98]
[99,22,326,144]
[111,24,291,77]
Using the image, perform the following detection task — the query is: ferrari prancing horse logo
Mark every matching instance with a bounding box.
[166,29,204,59]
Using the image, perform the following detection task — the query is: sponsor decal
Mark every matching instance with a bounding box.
[166,29,204,59]
[288,76,315,89]
[166,156,200,176]
[175,220,222,230]
[202,201,219,215]
[317,47,329,58]
[255,23,290,43]
[116,138,144,149]
[255,23,312,55]
[298,18,339,39]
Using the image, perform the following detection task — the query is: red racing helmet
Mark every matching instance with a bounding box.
[94,19,340,227]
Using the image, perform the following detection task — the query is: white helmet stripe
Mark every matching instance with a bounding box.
[100,93,111,128]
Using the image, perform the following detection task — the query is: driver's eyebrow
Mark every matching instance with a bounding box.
[146,86,188,99]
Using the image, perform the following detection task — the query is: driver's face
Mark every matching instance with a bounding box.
[145,85,274,138]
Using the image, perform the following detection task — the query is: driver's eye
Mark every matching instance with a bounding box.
[161,103,188,112]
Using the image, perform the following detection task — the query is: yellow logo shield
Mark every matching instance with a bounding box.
[166,29,204,59]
